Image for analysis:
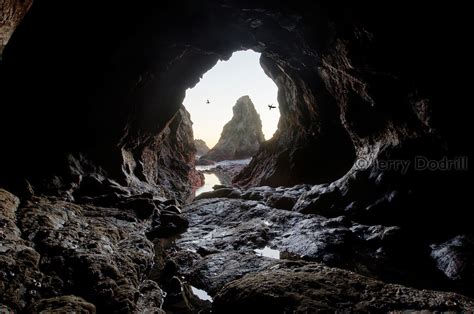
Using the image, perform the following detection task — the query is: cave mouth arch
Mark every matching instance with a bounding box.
[0,0,357,197]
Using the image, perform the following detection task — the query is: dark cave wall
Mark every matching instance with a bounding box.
[0,0,354,194]
[234,53,356,187]
[0,1,223,198]
[235,2,472,189]
[122,105,204,202]
[0,0,32,55]
[0,0,471,205]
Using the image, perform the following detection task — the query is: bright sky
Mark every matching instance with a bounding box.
[183,50,280,148]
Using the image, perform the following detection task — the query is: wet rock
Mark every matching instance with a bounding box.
[116,197,157,220]
[162,199,182,208]
[0,189,43,312]
[28,295,96,313]
[136,280,166,313]
[195,188,242,200]
[293,184,343,217]
[265,194,297,210]
[77,192,126,207]
[181,280,213,312]
[197,246,221,257]
[240,186,275,201]
[186,252,283,295]
[196,159,215,166]
[240,191,264,201]
[201,96,264,161]
[431,235,474,294]
[164,205,182,214]
[212,184,229,190]
[169,250,202,275]
[240,185,311,205]
[161,277,188,313]
[14,196,159,312]
[74,175,129,199]
[147,211,189,239]
[77,192,161,220]
[121,105,204,202]
[174,198,452,295]
[213,264,474,312]
[161,211,189,230]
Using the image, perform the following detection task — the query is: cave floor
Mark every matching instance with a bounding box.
[159,186,474,312]
[1,186,473,313]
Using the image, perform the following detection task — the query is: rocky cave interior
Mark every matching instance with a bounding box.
[0,1,472,313]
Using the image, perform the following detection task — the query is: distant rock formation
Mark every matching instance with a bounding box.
[194,139,210,156]
[201,96,264,161]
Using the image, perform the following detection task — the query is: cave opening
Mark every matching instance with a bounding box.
[182,50,281,194]
[184,50,280,151]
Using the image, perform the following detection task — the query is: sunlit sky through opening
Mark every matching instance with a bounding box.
[183,50,279,148]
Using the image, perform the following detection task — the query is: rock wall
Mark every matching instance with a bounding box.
[122,105,203,202]
[194,139,210,156]
[202,96,264,161]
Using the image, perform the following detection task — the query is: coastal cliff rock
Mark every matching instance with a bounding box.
[0,188,185,313]
[194,139,210,156]
[121,105,204,201]
[201,96,264,161]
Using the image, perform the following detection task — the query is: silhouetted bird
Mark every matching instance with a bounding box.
[268,104,276,110]
[206,99,210,104]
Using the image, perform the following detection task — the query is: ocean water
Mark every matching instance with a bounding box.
[195,173,221,196]
[195,158,250,196]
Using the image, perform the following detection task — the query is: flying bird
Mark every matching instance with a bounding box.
[268,104,276,110]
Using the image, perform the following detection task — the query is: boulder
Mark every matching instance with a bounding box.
[194,188,242,200]
[431,235,474,295]
[146,210,189,239]
[213,264,474,312]
[265,194,297,210]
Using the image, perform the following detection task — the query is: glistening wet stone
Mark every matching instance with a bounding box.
[169,194,460,298]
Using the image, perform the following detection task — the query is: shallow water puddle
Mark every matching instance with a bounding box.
[195,173,221,196]
[190,286,213,302]
[254,246,281,259]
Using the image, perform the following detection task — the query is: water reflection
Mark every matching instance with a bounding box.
[195,159,250,197]
[195,173,221,196]
[190,286,213,302]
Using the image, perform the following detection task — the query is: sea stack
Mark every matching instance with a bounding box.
[201,96,265,161]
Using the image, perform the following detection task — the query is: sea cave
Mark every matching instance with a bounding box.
[0,1,472,313]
